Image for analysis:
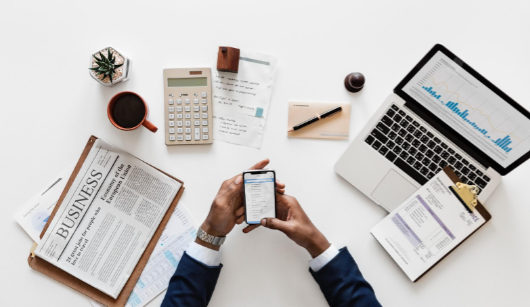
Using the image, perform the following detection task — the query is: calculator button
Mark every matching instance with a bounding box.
[194,120,200,126]
[185,128,191,134]
[194,128,201,140]
[185,121,191,127]
[202,113,208,119]
[169,128,175,134]
[194,113,200,119]
[202,134,209,140]
[177,99,182,105]
[177,135,184,141]
[185,113,191,119]
[202,92,207,98]
[185,135,192,141]
[202,127,209,133]
[169,106,175,112]
[177,121,183,127]
[185,99,190,104]
[176,106,183,112]
[169,121,175,127]
[202,120,208,126]
[202,106,208,111]
[193,106,200,112]
[169,114,175,119]
[168,99,174,105]
[194,99,199,104]
[185,106,191,112]
[202,99,207,104]
[176,114,183,119]
[169,135,175,141]
[177,128,183,133]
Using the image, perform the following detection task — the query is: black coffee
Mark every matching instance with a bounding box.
[112,94,146,128]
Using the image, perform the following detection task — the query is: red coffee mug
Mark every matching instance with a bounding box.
[107,91,158,133]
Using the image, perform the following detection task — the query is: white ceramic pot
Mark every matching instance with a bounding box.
[88,46,131,86]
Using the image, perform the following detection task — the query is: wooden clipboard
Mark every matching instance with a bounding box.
[27,135,185,307]
[413,166,491,282]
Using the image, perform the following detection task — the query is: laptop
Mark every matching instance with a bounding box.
[335,44,530,212]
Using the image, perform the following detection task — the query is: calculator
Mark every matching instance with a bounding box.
[163,68,213,145]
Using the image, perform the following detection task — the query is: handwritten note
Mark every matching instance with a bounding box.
[212,50,277,148]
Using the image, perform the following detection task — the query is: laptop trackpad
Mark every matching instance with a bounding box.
[371,169,418,212]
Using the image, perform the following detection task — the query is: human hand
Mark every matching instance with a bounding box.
[197,159,286,250]
[243,194,330,258]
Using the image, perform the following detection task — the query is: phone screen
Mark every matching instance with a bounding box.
[244,171,276,224]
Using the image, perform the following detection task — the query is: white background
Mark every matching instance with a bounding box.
[1,1,529,306]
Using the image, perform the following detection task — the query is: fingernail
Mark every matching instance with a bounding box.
[261,219,266,226]
[235,176,242,184]
[276,179,281,183]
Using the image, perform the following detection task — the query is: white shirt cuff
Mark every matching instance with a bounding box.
[186,241,222,266]
[309,244,340,272]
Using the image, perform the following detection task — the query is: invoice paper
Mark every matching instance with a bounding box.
[371,170,486,281]
[14,164,75,242]
[212,50,277,149]
[35,138,181,298]
[89,204,197,307]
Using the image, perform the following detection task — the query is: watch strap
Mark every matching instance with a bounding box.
[197,228,226,246]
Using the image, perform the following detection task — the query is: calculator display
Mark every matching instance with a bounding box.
[168,77,207,87]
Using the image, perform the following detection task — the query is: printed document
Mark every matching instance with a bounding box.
[212,50,277,148]
[89,204,197,307]
[35,138,181,298]
[14,164,75,242]
[371,170,486,281]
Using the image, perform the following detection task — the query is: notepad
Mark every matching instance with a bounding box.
[287,101,351,139]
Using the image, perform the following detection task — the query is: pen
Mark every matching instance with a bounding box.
[288,106,342,132]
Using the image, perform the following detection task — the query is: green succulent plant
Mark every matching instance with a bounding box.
[89,48,123,83]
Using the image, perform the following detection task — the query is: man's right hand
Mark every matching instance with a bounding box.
[243,194,331,258]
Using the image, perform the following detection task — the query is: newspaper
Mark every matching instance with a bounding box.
[35,138,182,299]
[89,204,197,307]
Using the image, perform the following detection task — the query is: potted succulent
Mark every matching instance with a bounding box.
[88,46,131,86]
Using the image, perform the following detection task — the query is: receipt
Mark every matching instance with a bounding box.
[371,170,486,281]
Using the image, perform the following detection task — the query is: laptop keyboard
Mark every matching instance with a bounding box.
[365,104,491,193]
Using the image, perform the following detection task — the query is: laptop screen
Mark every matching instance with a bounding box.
[400,48,530,171]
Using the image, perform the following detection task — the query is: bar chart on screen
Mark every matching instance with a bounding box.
[421,84,522,153]
[404,51,530,167]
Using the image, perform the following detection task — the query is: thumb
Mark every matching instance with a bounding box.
[261,218,291,233]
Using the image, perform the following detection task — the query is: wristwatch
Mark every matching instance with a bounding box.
[196,228,226,246]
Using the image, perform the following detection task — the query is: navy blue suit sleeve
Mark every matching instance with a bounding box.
[310,247,381,307]
[161,252,222,307]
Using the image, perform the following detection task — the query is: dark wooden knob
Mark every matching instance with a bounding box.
[344,72,365,93]
[217,46,240,73]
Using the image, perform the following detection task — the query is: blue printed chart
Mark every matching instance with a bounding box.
[404,51,530,167]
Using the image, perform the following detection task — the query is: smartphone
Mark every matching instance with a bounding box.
[243,169,277,224]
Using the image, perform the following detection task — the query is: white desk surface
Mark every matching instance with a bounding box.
[2,1,530,306]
